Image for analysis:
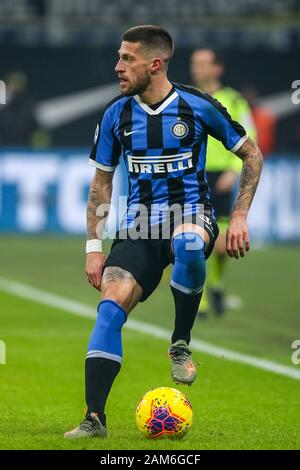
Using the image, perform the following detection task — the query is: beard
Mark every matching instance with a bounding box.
[121,71,151,96]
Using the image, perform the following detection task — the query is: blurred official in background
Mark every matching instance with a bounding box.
[0,71,50,148]
[190,48,257,317]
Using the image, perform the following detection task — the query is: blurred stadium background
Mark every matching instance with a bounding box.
[0,0,300,450]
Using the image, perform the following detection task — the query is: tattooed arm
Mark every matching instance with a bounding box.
[87,168,113,240]
[227,137,263,258]
[85,168,114,290]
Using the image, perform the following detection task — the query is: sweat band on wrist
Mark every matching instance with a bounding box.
[86,239,103,253]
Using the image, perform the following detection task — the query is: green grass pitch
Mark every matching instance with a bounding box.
[0,236,299,450]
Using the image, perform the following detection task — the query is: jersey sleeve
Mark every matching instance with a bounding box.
[230,97,256,173]
[199,95,248,153]
[89,107,121,172]
[237,101,257,142]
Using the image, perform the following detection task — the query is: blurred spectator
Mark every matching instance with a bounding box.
[0,71,50,148]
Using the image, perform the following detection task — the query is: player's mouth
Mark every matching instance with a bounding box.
[119,77,129,87]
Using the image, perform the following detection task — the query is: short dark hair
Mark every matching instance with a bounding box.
[122,25,174,62]
[196,47,224,65]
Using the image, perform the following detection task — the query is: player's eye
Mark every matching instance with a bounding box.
[123,55,133,63]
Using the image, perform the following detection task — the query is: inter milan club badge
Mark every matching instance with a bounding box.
[171,120,189,138]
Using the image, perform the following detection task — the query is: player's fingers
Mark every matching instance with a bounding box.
[231,234,239,259]
[244,231,250,252]
[86,268,98,289]
[85,268,92,283]
[95,271,103,291]
[226,232,234,257]
[92,269,103,291]
[91,271,99,289]
[87,271,96,288]
[92,263,105,291]
[238,234,245,258]
[226,248,232,257]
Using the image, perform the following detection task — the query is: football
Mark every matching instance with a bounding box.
[135,387,193,439]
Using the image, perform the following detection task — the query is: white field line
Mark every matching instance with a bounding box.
[1,277,300,381]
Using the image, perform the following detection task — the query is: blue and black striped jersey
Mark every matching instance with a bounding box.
[89,83,247,228]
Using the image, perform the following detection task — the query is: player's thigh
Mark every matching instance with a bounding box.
[101,266,142,313]
[104,238,165,304]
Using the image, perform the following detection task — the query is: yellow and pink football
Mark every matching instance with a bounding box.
[135,387,193,439]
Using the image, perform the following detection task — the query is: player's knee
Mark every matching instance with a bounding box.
[102,286,136,312]
[173,232,205,265]
[172,232,206,294]
[101,266,140,312]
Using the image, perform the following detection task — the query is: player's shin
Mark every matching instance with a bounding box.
[170,232,206,345]
[85,300,127,425]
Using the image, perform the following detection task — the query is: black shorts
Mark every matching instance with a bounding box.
[206,171,233,219]
[104,208,219,302]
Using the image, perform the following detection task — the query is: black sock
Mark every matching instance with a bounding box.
[85,357,121,426]
[171,286,203,345]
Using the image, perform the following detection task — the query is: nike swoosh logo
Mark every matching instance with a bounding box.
[124,130,138,136]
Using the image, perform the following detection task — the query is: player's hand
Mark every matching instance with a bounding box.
[226,211,250,259]
[215,170,238,193]
[85,252,107,291]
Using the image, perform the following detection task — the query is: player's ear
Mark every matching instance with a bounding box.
[149,57,164,73]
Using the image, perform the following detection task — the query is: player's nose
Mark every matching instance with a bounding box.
[115,59,125,73]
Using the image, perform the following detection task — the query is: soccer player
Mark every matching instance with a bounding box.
[190,48,257,316]
[64,26,263,439]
